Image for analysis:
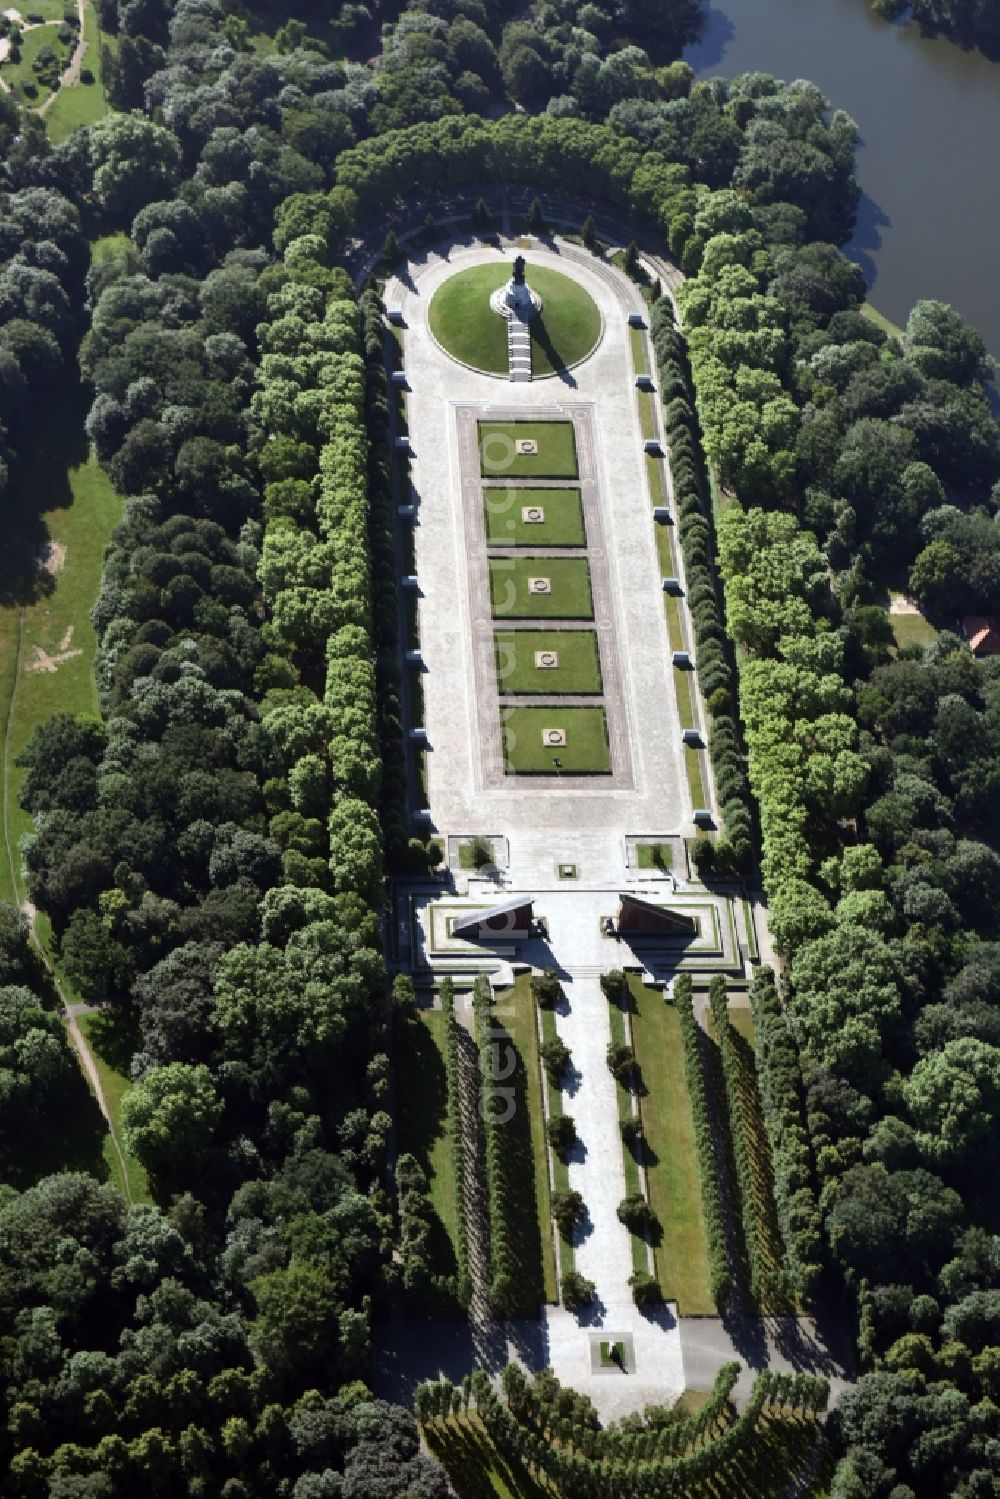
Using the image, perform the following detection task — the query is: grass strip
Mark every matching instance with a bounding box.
[628,976,715,1313]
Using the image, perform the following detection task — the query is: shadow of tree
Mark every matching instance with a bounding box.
[0,367,91,608]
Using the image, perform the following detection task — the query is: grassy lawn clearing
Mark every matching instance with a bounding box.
[44,0,108,141]
[428,263,513,374]
[501,706,610,774]
[489,556,592,620]
[76,1011,152,1205]
[0,376,121,906]
[494,975,558,1302]
[890,603,936,652]
[1,21,73,105]
[394,1005,463,1280]
[484,486,585,547]
[429,264,600,377]
[479,420,578,479]
[527,266,602,376]
[629,977,716,1314]
[494,629,602,695]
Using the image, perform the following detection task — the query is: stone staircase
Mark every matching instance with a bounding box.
[507,315,532,382]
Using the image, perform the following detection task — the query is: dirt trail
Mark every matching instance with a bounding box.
[2,607,134,1204]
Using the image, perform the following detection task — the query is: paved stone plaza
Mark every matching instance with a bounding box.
[384,240,718,1416]
[386,240,704,890]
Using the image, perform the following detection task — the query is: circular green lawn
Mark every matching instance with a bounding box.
[427,262,602,377]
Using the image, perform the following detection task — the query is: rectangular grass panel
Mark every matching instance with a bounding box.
[627,976,716,1314]
[494,629,602,694]
[489,556,593,619]
[483,486,586,546]
[501,706,611,773]
[478,420,578,479]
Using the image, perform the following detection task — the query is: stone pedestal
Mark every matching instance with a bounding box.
[490,276,542,322]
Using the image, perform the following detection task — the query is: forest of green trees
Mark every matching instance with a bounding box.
[0,0,999,1493]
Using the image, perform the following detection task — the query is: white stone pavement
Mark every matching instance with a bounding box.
[386,240,699,1415]
[388,239,699,894]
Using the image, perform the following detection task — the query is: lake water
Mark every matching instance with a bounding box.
[685,0,1000,353]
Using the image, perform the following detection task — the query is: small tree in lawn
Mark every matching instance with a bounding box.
[620,1115,643,1151]
[562,1269,595,1309]
[551,1187,585,1239]
[623,240,639,279]
[618,1193,656,1232]
[532,965,562,1009]
[528,196,544,232]
[630,1270,662,1306]
[546,1113,576,1156]
[540,1035,571,1085]
[581,214,596,252]
[606,1040,637,1085]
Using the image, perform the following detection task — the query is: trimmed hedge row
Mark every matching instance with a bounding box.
[649,299,754,875]
[440,978,472,1306]
[395,1152,462,1311]
[475,1364,826,1496]
[359,281,419,876]
[708,976,779,1309]
[674,975,730,1307]
[748,967,824,1298]
[500,1361,739,1461]
[252,239,383,908]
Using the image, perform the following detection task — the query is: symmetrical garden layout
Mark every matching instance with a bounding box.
[470,411,625,781]
[383,239,778,1422]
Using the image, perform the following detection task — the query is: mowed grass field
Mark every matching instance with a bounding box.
[479,420,578,479]
[429,263,601,377]
[394,1005,463,1278]
[489,556,593,619]
[429,263,510,373]
[494,629,602,694]
[484,486,585,546]
[628,977,715,1314]
[501,705,611,773]
[527,266,602,376]
[0,384,122,906]
[45,2,111,142]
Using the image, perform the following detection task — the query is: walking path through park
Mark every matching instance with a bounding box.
[1,606,133,1204]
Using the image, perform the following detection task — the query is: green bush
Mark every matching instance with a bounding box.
[560,1269,595,1308]
[551,1187,585,1239]
[546,1113,576,1155]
